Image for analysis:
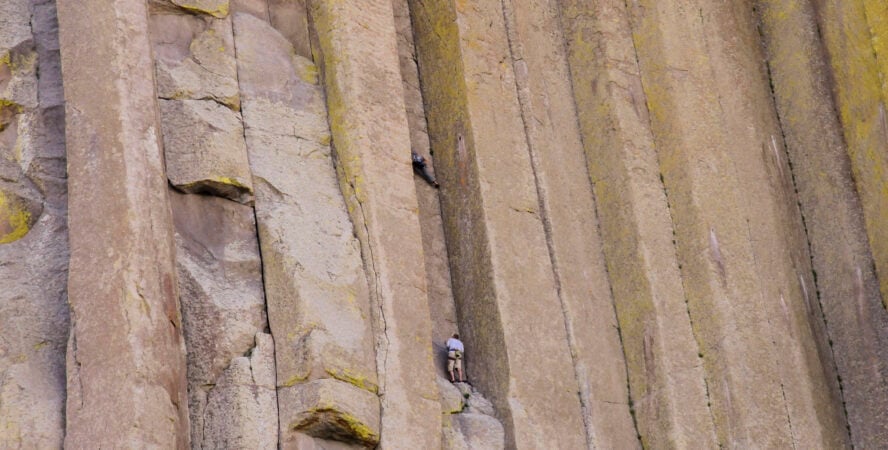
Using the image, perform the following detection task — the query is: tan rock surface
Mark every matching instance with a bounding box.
[391,0,460,380]
[169,191,271,447]
[559,0,717,447]
[309,1,442,448]
[810,0,888,310]
[57,0,189,446]
[159,99,253,203]
[409,0,588,447]
[233,12,380,447]
[150,14,240,109]
[627,0,847,447]
[757,0,888,446]
[0,1,67,448]
[499,0,639,445]
[203,332,278,449]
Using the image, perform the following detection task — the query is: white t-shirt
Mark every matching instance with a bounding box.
[446,338,464,352]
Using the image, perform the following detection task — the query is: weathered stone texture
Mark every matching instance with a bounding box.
[0,1,67,448]
[408,0,590,448]
[202,332,278,449]
[757,0,888,447]
[442,413,505,450]
[150,13,253,203]
[57,0,189,446]
[150,14,240,109]
[391,0,459,379]
[309,1,442,448]
[169,191,272,448]
[559,1,717,447]
[159,99,253,203]
[233,12,380,447]
[626,0,847,447]
[500,0,639,445]
[810,0,888,310]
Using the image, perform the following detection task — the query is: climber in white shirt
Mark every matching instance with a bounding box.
[446,333,465,383]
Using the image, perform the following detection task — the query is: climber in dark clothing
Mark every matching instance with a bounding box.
[412,150,440,188]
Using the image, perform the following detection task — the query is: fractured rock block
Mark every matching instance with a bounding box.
[203,333,278,450]
[150,14,240,109]
[233,12,380,446]
[169,191,270,447]
[442,413,505,450]
[160,99,253,203]
[308,1,442,447]
[279,379,380,447]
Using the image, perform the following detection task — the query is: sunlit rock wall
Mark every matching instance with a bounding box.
[1,0,886,448]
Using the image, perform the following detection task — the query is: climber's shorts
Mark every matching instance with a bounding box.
[447,350,463,371]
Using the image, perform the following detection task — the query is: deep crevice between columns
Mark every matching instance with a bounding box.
[496,1,596,447]
[621,1,720,446]
[304,3,390,435]
[229,17,281,447]
[753,14,853,442]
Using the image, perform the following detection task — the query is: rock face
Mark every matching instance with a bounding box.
[0,3,68,445]
[57,0,189,447]
[4,0,888,448]
[233,12,380,447]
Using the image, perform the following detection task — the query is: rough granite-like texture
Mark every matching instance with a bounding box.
[202,332,278,449]
[57,0,189,446]
[626,0,847,447]
[0,3,68,445]
[408,0,590,448]
[559,1,717,446]
[169,191,271,448]
[810,0,888,310]
[499,0,638,445]
[757,0,888,447]
[159,99,253,203]
[391,0,460,378]
[233,12,380,447]
[309,1,442,448]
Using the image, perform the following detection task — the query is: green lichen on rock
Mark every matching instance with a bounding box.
[0,190,34,244]
[172,0,229,18]
[291,407,380,446]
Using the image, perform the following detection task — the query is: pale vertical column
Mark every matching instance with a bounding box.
[688,2,848,447]
[625,0,835,446]
[407,0,587,448]
[499,0,638,446]
[559,0,717,447]
[758,0,888,447]
[811,0,888,309]
[57,0,189,447]
[308,1,441,448]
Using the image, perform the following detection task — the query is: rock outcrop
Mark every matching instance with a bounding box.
[3,0,888,448]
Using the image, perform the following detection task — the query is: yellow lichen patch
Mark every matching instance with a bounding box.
[0,190,33,244]
[210,176,249,190]
[280,372,310,388]
[175,1,229,19]
[325,368,378,394]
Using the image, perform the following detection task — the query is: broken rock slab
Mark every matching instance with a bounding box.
[202,333,278,450]
[160,99,253,203]
[279,379,381,447]
[443,413,505,450]
[233,12,380,447]
[150,14,240,109]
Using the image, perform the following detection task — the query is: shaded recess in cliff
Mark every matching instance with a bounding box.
[0,0,68,447]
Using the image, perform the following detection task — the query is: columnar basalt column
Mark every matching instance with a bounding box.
[559,0,717,447]
[57,0,189,447]
[233,12,380,448]
[408,0,588,448]
[498,0,638,446]
[625,0,847,447]
[810,0,888,309]
[758,1,888,447]
[308,1,442,448]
